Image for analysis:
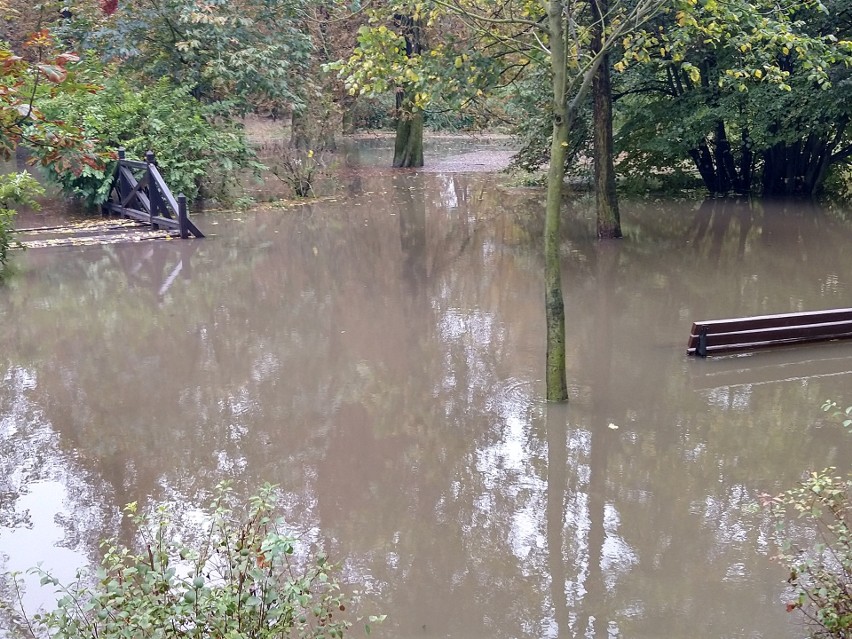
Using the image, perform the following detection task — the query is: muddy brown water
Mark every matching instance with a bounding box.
[2,140,852,638]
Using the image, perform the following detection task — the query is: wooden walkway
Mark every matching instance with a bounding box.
[15,148,204,249]
[102,149,204,239]
[16,218,183,249]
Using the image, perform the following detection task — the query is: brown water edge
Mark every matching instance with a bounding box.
[1,170,852,638]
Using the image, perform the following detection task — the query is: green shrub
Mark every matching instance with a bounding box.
[5,483,379,639]
[0,172,44,278]
[35,71,259,205]
[765,402,852,638]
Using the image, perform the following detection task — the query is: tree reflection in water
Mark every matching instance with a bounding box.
[1,171,852,637]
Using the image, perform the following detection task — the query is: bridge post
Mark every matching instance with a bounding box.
[178,194,188,239]
[117,147,127,210]
[143,151,157,228]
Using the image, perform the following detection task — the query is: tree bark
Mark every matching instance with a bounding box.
[392,15,424,169]
[393,111,424,168]
[545,0,569,402]
[590,0,621,239]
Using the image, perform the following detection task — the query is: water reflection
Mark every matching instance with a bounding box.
[1,173,852,638]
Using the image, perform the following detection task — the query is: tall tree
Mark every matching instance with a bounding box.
[326,2,498,168]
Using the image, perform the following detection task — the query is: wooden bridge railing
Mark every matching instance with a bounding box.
[101,148,204,239]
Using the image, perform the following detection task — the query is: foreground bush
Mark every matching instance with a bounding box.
[765,402,852,638]
[5,483,372,639]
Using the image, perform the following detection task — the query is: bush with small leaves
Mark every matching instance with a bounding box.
[764,403,852,638]
[4,483,380,639]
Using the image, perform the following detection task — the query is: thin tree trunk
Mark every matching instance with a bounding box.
[739,127,753,193]
[591,0,621,239]
[545,0,569,402]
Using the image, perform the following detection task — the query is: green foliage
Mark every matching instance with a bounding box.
[59,0,312,116]
[822,400,852,434]
[325,8,500,118]
[614,0,852,195]
[34,71,258,205]
[0,172,44,278]
[765,403,852,638]
[0,30,104,177]
[504,64,590,173]
[6,483,372,639]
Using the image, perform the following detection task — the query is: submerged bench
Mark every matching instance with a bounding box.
[687,308,852,357]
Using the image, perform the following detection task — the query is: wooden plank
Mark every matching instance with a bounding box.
[150,215,181,230]
[118,166,152,213]
[148,164,203,238]
[107,205,157,224]
[687,329,852,355]
[148,164,180,216]
[120,159,149,170]
[688,333,852,355]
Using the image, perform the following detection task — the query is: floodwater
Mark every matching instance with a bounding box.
[2,140,852,638]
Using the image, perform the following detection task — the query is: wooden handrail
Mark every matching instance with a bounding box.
[102,148,204,239]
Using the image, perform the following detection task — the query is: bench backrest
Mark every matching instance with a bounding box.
[687,308,852,356]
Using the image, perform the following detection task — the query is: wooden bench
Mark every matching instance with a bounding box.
[687,308,852,357]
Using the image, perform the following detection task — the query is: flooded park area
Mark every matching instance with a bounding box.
[2,137,852,638]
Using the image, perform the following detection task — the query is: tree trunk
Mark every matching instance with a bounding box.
[739,127,753,193]
[392,15,424,169]
[393,111,424,168]
[689,140,721,194]
[545,0,569,402]
[590,0,621,239]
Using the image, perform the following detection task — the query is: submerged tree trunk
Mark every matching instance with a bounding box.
[393,111,424,168]
[684,114,757,195]
[545,0,569,402]
[761,129,840,197]
[590,0,621,239]
[392,15,424,169]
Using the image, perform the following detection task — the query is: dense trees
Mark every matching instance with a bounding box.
[616,0,852,196]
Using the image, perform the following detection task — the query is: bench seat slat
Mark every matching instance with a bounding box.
[691,308,852,334]
[687,331,852,355]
